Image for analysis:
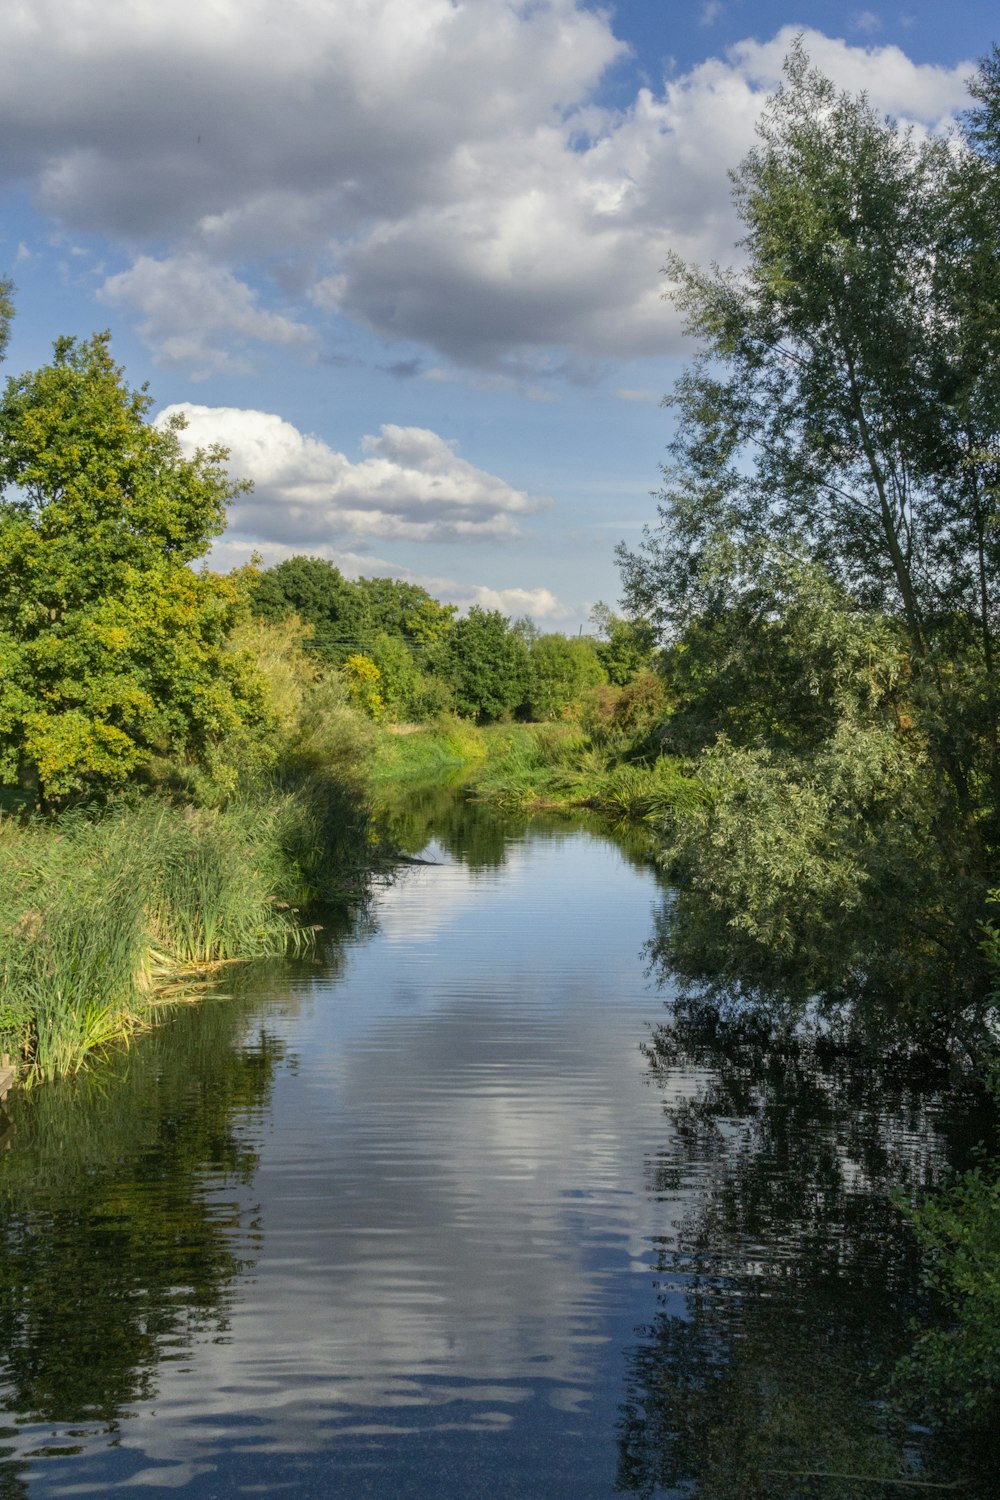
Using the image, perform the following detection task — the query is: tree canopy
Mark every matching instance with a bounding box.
[442,607,531,723]
[0,333,268,802]
[617,44,1000,1035]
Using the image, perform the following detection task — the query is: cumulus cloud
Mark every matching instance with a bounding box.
[455,584,571,619]
[100,255,315,377]
[157,404,544,546]
[0,5,975,372]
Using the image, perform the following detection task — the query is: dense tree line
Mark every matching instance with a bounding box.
[0,311,656,810]
[248,552,654,728]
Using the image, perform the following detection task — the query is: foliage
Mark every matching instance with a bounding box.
[525,632,606,720]
[251,561,456,674]
[441,606,531,723]
[0,333,269,804]
[589,602,656,686]
[581,671,669,748]
[354,574,456,647]
[251,555,371,660]
[616,45,1000,1037]
[340,652,387,720]
[620,43,1000,844]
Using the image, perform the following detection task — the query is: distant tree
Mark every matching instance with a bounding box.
[0,333,269,804]
[354,576,456,647]
[511,616,540,648]
[0,276,12,364]
[340,653,386,720]
[442,607,530,722]
[527,633,606,720]
[590,602,656,685]
[251,557,371,660]
[366,631,422,720]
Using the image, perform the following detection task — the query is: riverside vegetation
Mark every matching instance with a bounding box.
[4,37,1000,1468]
[0,307,669,1085]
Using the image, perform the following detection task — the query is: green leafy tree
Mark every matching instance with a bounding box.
[354,575,456,648]
[590,602,656,686]
[618,44,1000,846]
[526,633,606,720]
[340,653,386,720]
[251,556,371,661]
[366,630,421,719]
[0,332,269,803]
[442,607,530,723]
[613,46,1000,1030]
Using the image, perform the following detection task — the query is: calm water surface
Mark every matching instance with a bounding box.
[0,799,983,1496]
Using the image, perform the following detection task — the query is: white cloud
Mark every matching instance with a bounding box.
[614,387,659,403]
[100,255,315,378]
[700,2,724,25]
[458,584,570,619]
[852,10,882,34]
[0,6,975,372]
[157,404,544,546]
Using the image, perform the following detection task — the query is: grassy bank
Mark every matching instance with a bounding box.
[0,772,372,1084]
[463,722,706,821]
[370,714,488,785]
[369,713,707,823]
[0,619,379,1085]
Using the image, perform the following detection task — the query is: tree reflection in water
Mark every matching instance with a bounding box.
[616,1007,994,1498]
[0,975,295,1492]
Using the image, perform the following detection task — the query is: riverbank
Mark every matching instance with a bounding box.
[3,713,617,1087]
[370,716,705,821]
[0,768,373,1085]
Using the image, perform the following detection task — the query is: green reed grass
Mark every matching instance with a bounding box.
[0,769,372,1083]
[371,714,487,785]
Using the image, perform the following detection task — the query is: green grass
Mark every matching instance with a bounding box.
[0,772,372,1084]
[465,723,705,820]
[370,714,488,785]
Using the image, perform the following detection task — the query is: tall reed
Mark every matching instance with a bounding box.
[0,772,371,1082]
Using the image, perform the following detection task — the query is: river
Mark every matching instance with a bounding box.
[0,795,987,1496]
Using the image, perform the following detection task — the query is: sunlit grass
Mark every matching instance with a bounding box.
[0,772,371,1083]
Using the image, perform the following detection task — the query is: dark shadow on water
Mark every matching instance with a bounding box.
[0,973,307,1490]
[615,1007,1000,1498]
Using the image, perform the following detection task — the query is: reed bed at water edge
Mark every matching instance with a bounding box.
[0,779,371,1084]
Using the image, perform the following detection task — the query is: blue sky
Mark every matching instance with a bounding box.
[0,2,995,629]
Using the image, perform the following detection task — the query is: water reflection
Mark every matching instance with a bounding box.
[0,803,677,1496]
[616,1015,987,1497]
[0,982,296,1492]
[0,797,988,1497]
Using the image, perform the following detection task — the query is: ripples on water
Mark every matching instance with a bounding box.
[0,801,986,1496]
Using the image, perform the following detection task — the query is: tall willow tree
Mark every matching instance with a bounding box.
[618,45,1000,1034]
[620,43,1000,848]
